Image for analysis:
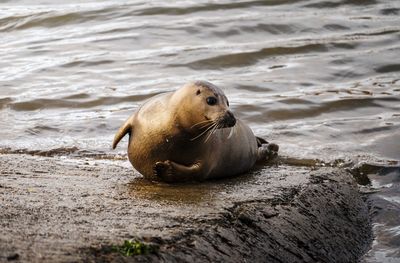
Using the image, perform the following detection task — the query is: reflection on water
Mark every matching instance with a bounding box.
[0,0,399,261]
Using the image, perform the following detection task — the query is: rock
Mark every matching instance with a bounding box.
[0,154,371,262]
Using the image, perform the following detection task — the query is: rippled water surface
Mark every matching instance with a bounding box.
[1,0,399,261]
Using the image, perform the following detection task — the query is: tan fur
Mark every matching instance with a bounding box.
[113,81,277,182]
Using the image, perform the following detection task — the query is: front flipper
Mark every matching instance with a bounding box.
[112,115,134,149]
[153,160,202,183]
[257,142,279,163]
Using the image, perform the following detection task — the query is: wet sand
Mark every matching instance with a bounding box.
[0,153,371,262]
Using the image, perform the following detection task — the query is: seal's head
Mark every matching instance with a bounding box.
[171,81,236,135]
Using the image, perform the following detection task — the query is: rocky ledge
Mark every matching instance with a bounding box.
[0,153,371,262]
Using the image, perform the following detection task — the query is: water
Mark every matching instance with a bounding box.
[0,0,399,261]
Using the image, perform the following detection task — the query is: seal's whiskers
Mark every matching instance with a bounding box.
[206,122,220,142]
[191,119,214,129]
[204,121,222,143]
[227,126,235,139]
[190,121,217,141]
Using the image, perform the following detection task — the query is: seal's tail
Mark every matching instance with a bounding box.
[112,116,133,149]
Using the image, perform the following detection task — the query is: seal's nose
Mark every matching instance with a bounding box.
[223,110,236,127]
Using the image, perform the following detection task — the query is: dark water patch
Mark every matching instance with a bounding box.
[0,12,88,32]
[233,84,272,93]
[94,26,132,35]
[0,6,122,32]
[91,34,140,44]
[342,0,378,5]
[212,28,240,37]
[26,126,60,136]
[278,98,316,105]
[330,57,354,65]
[62,93,91,100]
[299,82,315,87]
[355,125,399,135]
[256,97,398,122]
[174,43,328,70]
[304,0,377,9]
[198,22,218,28]
[9,93,160,111]
[176,41,360,70]
[380,8,400,15]
[239,23,298,35]
[0,97,12,109]
[351,16,373,20]
[349,28,400,37]
[269,64,286,70]
[62,59,115,68]
[375,64,400,74]
[17,12,89,30]
[332,69,364,79]
[132,0,305,16]
[0,14,32,31]
[323,24,350,31]
[277,130,305,137]
[331,42,357,50]
[304,1,342,8]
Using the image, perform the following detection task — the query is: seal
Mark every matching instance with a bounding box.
[113,81,278,182]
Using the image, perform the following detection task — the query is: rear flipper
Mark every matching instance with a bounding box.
[112,115,134,149]
[257,140,279,163]
[153,160,203,183]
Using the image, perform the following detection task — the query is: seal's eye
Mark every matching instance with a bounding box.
[206,97,218,106]
[227,100,229,107]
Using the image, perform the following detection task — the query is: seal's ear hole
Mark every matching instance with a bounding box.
[196,89,201,95]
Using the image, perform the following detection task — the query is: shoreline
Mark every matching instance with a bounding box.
[0,153,371,262]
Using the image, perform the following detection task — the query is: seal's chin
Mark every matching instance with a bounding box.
[220,121,236,129]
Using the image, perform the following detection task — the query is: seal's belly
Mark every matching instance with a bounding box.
[206,121,259,179]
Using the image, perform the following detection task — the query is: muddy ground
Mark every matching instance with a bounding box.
[0,153,371,262]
